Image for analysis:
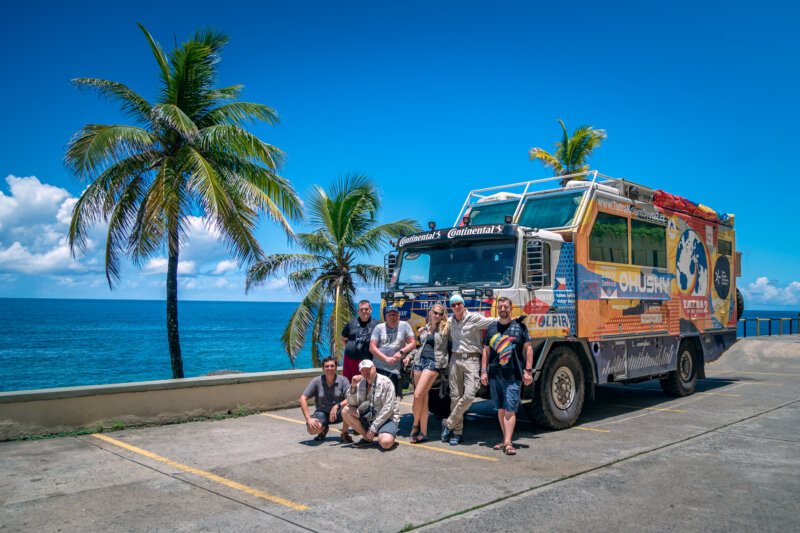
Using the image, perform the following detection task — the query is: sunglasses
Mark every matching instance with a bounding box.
[451,302,464,307]
[323,364,336,369]
[431,311,443,316]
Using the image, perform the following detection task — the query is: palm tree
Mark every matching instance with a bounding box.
[246,174,419,367]
[64,24,302,379]
[529,119,607,184]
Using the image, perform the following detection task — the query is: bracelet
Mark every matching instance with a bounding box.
[481,368,487,373]
[524,368,533,373]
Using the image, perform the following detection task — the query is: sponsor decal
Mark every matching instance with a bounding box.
[397,231,442,247]
[705,225,714,247]
[682,297,710,317]
[529,314,571,329]
[667,217,679,241]
[617,271,671,295]
[597,199,667,225]
[397,224,507,248]
[446,225,503,238]
[641,314,663,324]
[713,255,731,299]
[524,298,550,314]
[676,229,709,297]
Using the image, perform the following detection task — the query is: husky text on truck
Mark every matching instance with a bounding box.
[382,171,743,430]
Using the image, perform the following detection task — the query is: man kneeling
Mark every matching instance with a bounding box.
[341,359,400,449]
[300,355,352,443]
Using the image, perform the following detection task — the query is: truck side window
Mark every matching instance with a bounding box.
[718,239,732,256]
[589,212,628,264]
[631,220,666,268]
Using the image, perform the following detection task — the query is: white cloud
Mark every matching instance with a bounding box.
[142,257,198,276]
[740,277,800,307]
[212,259,238,275]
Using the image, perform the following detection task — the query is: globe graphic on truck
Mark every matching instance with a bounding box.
[676,229,708,296]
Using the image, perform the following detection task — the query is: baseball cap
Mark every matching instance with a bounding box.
[358,359,375,371]
[449,293,464,306]
[384,305,400,315]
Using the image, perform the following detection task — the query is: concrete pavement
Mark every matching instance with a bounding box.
[1,337,798,532]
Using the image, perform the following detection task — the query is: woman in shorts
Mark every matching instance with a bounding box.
[404,303,450,443]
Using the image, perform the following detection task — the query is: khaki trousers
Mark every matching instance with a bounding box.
[446,355,480,434]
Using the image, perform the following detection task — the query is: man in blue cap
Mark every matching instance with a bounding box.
[441,293,496,445]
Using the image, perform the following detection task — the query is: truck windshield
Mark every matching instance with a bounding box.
[395,239,516,288]
[467,190,585,229]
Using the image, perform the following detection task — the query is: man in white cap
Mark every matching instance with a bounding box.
[340,359,400,449]
[441,293,496,445]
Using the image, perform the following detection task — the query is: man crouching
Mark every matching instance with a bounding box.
[299,355,352,443]
[341,359,400,450]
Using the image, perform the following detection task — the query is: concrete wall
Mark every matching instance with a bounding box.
[0,369,320,441]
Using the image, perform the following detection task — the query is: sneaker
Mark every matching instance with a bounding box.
[441,419,451,442]
[449,434,462,446]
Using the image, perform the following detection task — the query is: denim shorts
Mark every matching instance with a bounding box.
[413,357,437,372]
[490,377,521,412]
[310,409,343,427]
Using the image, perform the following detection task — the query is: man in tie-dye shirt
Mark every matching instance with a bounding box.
[480,297,533,456]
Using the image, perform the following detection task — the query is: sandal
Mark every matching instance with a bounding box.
[493,442,507,451]
[340,431,353,444]
[314,426,329,441]
[411,432,428,444]
[503,442,517,456]
[410,425,420,439]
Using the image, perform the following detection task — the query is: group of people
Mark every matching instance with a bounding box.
[298,295,533,455]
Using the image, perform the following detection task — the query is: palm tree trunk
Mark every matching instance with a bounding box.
[166,219,184,379]
[334,284,341,360]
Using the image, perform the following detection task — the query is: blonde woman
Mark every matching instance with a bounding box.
[404,303,451,443]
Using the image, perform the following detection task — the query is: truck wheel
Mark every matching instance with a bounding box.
[428,387,451,418]
[523,346,585,430]
[660,341,697,397]
[736,289,745,321]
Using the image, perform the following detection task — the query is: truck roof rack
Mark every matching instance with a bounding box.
[455,170,642,230]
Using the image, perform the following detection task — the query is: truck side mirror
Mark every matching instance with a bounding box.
[384,252,398,288]
[525,240,550,289]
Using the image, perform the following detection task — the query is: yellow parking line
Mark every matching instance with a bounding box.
[697,391,741,397]
[735,382,782,387]
[608,404,686,413]
[92,434,308,511]
[259,413,498,462]
[574,426,611,433]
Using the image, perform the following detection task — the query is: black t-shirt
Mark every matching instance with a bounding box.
[483,320,531,380]
[341,317,379,361]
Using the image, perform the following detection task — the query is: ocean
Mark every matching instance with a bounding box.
[0,298,797,392]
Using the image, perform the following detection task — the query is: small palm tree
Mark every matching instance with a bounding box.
[529,119,607,184]
[246,174,419,367]
[65,24,302,379]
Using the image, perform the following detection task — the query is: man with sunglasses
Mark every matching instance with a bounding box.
[340,300,379,381]
[299,355,352,443]
[441,293,497,445]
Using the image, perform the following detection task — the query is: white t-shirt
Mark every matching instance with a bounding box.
[371,321,414,375]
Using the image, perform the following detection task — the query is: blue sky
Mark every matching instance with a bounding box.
[0,0,798,308]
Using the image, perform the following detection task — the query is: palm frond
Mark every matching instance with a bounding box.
[137,23,170,83]
[65,125,155,182]
[151,103,199,139]
[199,125,285,169]
[351,264,386,287]
[245,253,319,291]
[280,279,327,366]
[528,147,564,175]
[198,102,280,128]
[72,78,152,124]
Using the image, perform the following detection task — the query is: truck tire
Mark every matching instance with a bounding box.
[660,341,697,397]
[428,387,451,418]
[736,289,745,321]
[523,346,585,430]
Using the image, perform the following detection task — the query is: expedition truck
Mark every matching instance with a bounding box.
[381,171,743,429]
